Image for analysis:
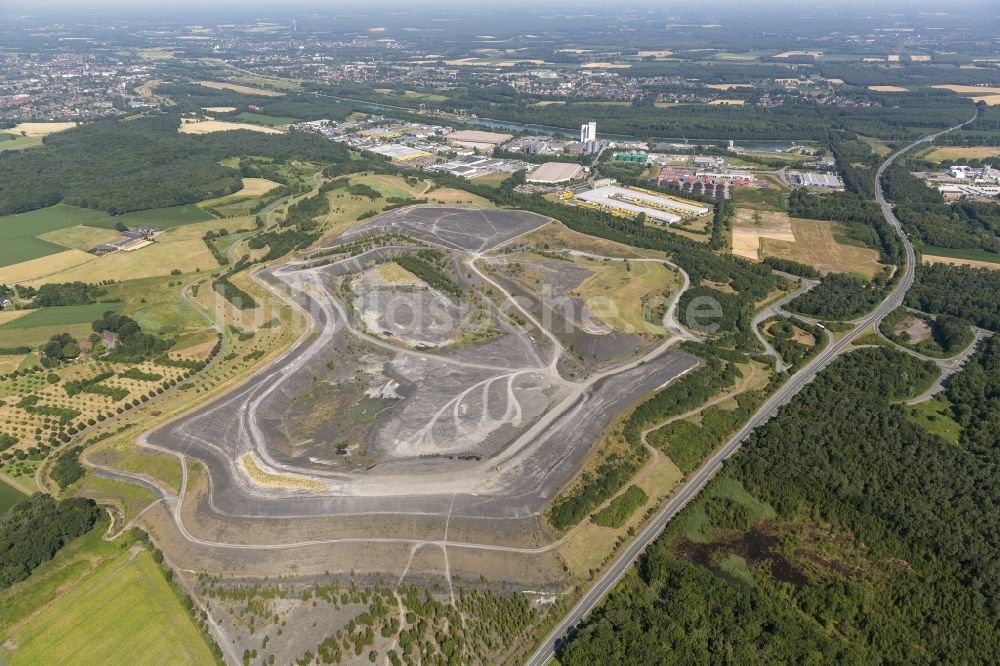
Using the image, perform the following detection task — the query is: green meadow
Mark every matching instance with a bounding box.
[0,204,214,268]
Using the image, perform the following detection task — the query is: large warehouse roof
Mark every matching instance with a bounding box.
[575,185,710,224]
[526,162,585,184]
[368,144,431,161]
[446,130,513,145]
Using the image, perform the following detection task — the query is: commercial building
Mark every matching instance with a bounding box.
[368,144,432,162]
[694,169,755,185]
[947,164,1000,184]
[432,155,526,179]
[575,185,710,225]
[790,171,843,189]
[445,129,513,150]
[526,162,586,184]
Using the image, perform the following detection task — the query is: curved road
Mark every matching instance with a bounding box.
[524,112,978,666]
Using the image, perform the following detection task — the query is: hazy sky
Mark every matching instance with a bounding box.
[3,0,990,10]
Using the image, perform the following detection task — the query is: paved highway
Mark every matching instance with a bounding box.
[524,112,978,666]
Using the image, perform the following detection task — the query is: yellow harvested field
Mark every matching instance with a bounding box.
[24,220,231,286]
[8,122,76,136]
[731,209,795,260]
[179,120,284,134]
[37,224,120,251]
[923,146,1000,161]
[194,80,284,96]
[375,262,421,285]
[0,249,95,284]
[637,50,674,58]
[236,177,280,196]
[709,99,745,105]
[868,85,909,92]
[932,84,1000,95]
[923,255,1000,270]
[972,95,1000,106]
[201,106,237,112]
[0,310,30,325]
[706,83,753,90]
[910,55,932,62]
[731,209,882,277]
[239,453,326,490]
[173,337,218,359]
[888,54,900,62]
[761,218,883,278]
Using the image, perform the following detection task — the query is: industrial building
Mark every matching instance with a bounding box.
[526,162,586,184]
[790,171,843,189]
[445,129,513,151]
[614,151,648,163]
[574,185,710,225]
[368,144,432,162]
[431,155,526,179]
[580,121,597,143]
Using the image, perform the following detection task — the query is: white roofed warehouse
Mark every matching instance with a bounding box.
[526,162,586,184]
[574,185,710,225]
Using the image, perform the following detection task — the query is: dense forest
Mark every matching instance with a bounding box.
[906,264,1000,330]
[787,272,886,320]
[560,344,999,664]
[0,114,349,215]
[1,494,101,588]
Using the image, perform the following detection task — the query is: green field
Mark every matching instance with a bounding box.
[0,303,123,330]
[105,275,207,336]
[0,134,45,151]
[1,547,216,665]
[0,302,123,347]
[0,237,68,268]
[907,395,962,445]
[0,477,26,514]
[0,521,116,635]
[730,185,788,211]
[236,111,299,126]
[921,245,1000,264]
[0,204,214,267]
[112,205,214,229]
